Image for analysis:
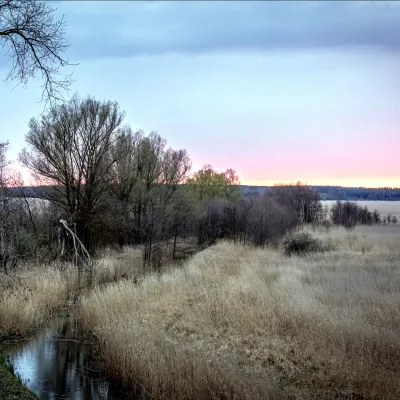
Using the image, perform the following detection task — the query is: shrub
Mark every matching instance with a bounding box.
[321,219,332,232]
[283,232,327,257]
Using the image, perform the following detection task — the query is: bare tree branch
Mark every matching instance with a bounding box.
[19,94,125,252]
[0,0,74,107]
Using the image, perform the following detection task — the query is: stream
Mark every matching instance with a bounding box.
[2,316,128,399]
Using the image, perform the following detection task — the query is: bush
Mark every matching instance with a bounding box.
[283,232,329,257]
[321,219,332,232]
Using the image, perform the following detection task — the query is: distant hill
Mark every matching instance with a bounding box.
[6,185,56,199]
[7,185,400,201]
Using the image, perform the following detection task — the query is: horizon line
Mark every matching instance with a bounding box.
[14,183,400,191]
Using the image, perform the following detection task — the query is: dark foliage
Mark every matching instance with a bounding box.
[240,185,400,201]
[331,201,382,230]
[283,232,333,257]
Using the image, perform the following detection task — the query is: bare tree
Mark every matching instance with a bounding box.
[270,182,322,225]
[0,0,72,105]
[133,133,191,266]
[108,130,194,264]
[19,95,125,252]
[0,141,10,271]
[240,196,297,247]
[0,141,37,272]
[166,187,198,259]
[331,200,380,230]
[112,128,143,207]
[109,128,143,246]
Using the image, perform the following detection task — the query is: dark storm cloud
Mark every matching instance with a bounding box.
[59,1,400,59]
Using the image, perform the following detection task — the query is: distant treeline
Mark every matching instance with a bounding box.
[240,186,400,201]
[8,185,400,202]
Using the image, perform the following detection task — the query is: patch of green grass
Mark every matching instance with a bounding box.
[0,350,39,400]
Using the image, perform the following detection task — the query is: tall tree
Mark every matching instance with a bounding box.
[132,132,191,266]
[111,130,192,265]
[0,141,36,272]
[19,95,125,252]
[0,0,72,104]
[0,141,10,271]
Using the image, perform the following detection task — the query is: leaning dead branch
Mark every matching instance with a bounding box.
[59,218,93,282]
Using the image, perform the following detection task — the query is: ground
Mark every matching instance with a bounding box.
[1,223,400,399]
[0,354,38,400]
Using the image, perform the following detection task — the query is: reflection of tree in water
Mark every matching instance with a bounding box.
[33,339,110,399]
[5,319,124,399]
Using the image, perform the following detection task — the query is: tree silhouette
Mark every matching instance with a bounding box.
[1,0,73,105]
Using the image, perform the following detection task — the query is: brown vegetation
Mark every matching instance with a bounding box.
[75,226,400,400]
[2,4,399,399]
[324,200,400,222]
[0,247,142,338]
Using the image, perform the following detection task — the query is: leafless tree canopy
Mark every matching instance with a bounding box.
[1,141,38,272]
[0,0,72,104]
[19,95,125,251]
[110,130,192,265]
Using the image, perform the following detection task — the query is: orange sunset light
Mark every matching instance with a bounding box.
[242,177,400,189]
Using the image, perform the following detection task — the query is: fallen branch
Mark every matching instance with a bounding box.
[59,219,93,282]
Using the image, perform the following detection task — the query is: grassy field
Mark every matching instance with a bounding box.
[322,200,400,220]
[75,225,400,400]
[0,247,142,339]
[1,226,399,399]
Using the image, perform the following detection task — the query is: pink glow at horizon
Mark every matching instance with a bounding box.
[20,168,399,189]
[13,123,400,189]
[242,178,400,189]
[2,2,400,189]
[186,126,400,189]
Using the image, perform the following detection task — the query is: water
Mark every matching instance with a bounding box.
[2,317,127,400]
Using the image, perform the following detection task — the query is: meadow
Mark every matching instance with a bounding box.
[1,211,400,399]
[74,225,400,400]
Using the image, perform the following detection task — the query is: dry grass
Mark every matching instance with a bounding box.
[0,247,142,338]
[0,268,74,338]
[310,224,400,252]
[77,227,400,399]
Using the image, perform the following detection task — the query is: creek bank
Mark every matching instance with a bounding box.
[0,350,39,400]
[1,315,131,399]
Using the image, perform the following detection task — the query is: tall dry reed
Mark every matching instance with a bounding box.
[0,247,142,338]
[77,227,400,399]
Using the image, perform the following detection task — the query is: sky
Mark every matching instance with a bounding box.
[1,1,400,187]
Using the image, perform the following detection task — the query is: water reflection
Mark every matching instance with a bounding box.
[2,317,125,399]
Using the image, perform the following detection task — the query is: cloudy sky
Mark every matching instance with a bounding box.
[1,1,400,187]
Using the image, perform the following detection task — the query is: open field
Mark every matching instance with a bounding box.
[75,225,400,399]
[322,200,400,220]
